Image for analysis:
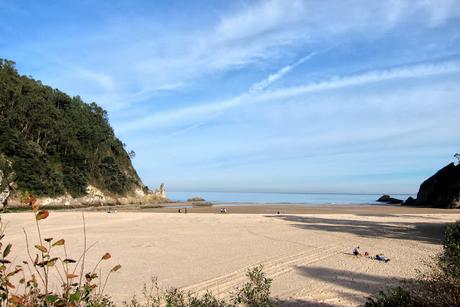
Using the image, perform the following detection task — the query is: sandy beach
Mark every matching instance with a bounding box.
[2,206,460,306]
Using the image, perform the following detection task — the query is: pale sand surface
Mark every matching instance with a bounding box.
[2,210,460,306]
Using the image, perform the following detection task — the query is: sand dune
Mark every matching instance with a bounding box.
[2,210,459,306]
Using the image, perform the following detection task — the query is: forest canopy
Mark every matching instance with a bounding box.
[0,59,143,197]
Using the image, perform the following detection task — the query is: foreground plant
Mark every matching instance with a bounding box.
[124,265,275,307]
[0,193,121,306]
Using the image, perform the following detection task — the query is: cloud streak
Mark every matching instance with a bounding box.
[118,59,460,133]
[249,52,316,93]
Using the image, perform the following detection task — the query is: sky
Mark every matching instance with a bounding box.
[1,0,460,194]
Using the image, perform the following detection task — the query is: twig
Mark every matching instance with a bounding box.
[22,228,45,287]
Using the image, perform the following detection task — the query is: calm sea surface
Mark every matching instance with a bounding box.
[167,191,415,205]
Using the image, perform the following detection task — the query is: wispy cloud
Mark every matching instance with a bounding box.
[118,59,460,133]
[249,52,316,92]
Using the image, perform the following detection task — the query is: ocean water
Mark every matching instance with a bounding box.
[167,191,415,205]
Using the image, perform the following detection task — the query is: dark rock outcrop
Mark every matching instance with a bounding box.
[377,195,391,202]
[376,195,403,204]
[404,163,460,208]
[404,196,416,206]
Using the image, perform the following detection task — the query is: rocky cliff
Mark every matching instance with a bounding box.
[405,163,460,209]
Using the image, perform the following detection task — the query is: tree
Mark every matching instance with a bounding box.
[454,153,460,164]
[0,57,143,196]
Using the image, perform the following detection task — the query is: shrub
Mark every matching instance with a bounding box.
[439,220,460,278]
[365,287,414,307]
[232,265,274,307]
[124,266,275,307]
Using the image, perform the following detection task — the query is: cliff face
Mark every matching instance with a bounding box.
[0,59,145,198]
[408,163,460,209]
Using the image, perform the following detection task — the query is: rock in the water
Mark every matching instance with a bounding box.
[376,195,403,204]
[414,163,460,208]
[377,195,391,202]
[387,198,403,204]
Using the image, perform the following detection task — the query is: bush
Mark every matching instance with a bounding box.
[124,265,275,307]
[232,265,274,307]
[439,220,460,278]
[365,287,414,307]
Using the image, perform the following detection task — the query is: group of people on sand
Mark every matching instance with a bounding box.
[178,208,188,213]
[352,246,390,263]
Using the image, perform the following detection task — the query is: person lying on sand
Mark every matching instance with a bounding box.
[374,254,390,262]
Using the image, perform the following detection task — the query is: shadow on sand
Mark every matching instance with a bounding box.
[295,266,412,305]
[268,215,449,244]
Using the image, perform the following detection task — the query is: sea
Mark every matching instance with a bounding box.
[167,191,415,206]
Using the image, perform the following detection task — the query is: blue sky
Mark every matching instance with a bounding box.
[1,1,460,194]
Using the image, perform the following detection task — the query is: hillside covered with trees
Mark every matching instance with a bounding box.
[0,59,143,197]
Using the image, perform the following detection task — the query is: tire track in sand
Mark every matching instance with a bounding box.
[183,243,346,298]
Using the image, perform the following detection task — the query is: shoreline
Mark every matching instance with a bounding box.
[5,202,459,215]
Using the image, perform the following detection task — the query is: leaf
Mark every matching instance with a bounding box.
[101,252,111,260]
[0,259,11,264]
[46,294,58,303]
[85,273,97,281]
[33,254,38,265]
[52,239,65,247]
[66,273,78,279]
[35,210,49,221]
[6,281,15,288]
[111,264,122,272]
[34,245,48,253]
[70,292,80,302]
[3,243,12,258]
[44,237,53,243]
[47,257,58,267]
[7,268,22,277]
[9,295,22,304]
[63,258,76,263]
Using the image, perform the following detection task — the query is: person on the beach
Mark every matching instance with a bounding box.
[184,208,187,214]
[375,254,390,262]
[353,246,361,256]
[178,209,181,213]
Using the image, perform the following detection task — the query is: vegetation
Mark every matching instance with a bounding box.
[0,59,142,197]
[365,220,460,307]
[0,194,121,306]
[124,265,275,307]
